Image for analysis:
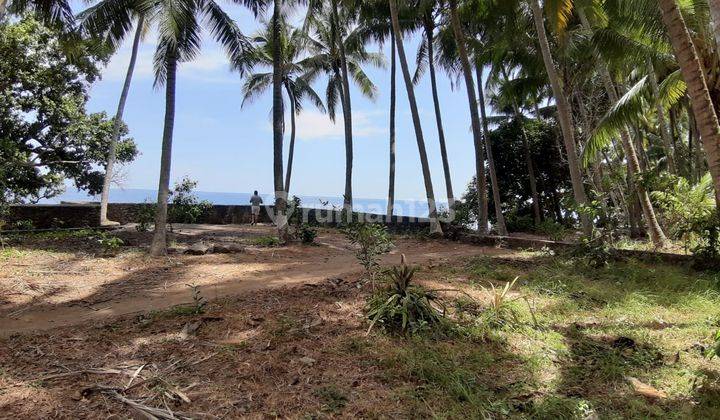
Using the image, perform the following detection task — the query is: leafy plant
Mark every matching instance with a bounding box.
[366,256,445,335]
[252,236,281,247]
[168,177,212,224]
[689,214,720,270]
[343,222,393,282]
[186,283,207,315]
[535,220,568,242]
[651,173,715,242]
[298,223,317,244]
[136,202,156,232]
[14,219,34,231]
[572,234,615,268]
[98,233,124,255]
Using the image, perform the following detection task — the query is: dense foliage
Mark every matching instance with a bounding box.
[0,17,137,203]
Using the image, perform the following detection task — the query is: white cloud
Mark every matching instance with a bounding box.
[295,110,386,141]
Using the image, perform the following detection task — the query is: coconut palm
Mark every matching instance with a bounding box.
[446,0,506,235]
[239,17,326,196]
[389,0,442,235]
[658,0,720,207]
[527,0,592,235]
[413,0,455,210]
[303,1,383,216]
[357,0,414,221]
[78,0,149,226]
[148,0,254,255]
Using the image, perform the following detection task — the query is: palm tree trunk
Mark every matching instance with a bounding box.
[647,60,677,174]
[504,69,541,225]
[529,0,592,235]
[424,15,454,210]
[709,0,720,47]
[659,0,720,208]
[447,0,491,235]
[389,0,442,235]
[284,82,296,194]
[475,65,508,235]
[100,15,144,226]
[576,8,666,246]
[387,30,396,222]
[149,52,177,256]
[272,0,288,240]
[331,0,354,215]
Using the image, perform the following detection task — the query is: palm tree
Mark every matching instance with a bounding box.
[573,5,667,247]
[239,17,326,196]
[149,0,253,255]
[528,0,592,235]
[389,0,442,235]
[78,0,148,226]
[388,29,396,220]
[304,2,383,216]
[710,0,720,47]
[447,0,506,235]
[658,0,720,207]
[414,0,455,210]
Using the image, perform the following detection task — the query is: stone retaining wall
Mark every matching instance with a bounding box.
[5,203,430,230]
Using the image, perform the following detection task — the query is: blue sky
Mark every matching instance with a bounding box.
[86,4,484,202]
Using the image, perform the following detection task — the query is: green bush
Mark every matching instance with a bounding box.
[535,220,568,242]
[298,223,317,244]
[366,259,445,335]
[136,202,156,232]
[168,177,212,224]
[14,219,34,231]
[98,233,123,255]
[343,222,393,281]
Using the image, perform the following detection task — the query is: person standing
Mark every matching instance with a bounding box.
[250,190,263,225]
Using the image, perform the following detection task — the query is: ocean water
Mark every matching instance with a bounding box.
[44,188,447,218]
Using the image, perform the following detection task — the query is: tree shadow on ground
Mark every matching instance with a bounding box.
[535,325,718,418]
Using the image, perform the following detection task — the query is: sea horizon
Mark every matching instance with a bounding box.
[42,188,450,218]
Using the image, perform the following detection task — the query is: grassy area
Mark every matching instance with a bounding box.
[372,255,720,418]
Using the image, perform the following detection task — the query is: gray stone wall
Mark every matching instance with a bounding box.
[5,203,430,230]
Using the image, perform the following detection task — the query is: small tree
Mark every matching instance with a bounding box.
[343,222,393,285]
[168,177,212,224]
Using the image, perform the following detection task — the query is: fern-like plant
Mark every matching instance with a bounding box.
[366,256,445,335]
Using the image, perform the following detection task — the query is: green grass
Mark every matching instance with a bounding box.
[374,254,720,419]
[249,235,282,247]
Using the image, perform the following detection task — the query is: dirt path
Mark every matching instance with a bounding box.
[1,228,511,335]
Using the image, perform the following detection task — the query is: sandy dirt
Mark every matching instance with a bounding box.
[1,224,510,335]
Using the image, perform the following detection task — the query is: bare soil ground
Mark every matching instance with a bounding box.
[1,225,718,418]
[0,225,496,335]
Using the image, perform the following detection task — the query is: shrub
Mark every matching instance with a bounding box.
[343,222,393,282]
[571,234,615,268]
[252,236,281,247]
[14,219,34,231]
[98,233,124,255]
[535,220,568,242]
[366,257,445,335]
[136,202,156,232]
[168,177,212,224]
[298,223,317,244]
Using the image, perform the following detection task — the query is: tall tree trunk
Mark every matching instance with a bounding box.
[504,69,541,225]
[387,30,396,222]
[284,82,296,194]
[149,52,177,256]
[100,16,144,226]
[331,0,354,215]
[271,0,288,240]
[709,0,720,47]
[647,59,677,174]
[424,15,454,210]
[389,0,442,235]
[659,0,720,207]
[447,0,492,234]
[529,0,592,235]
[475,65,508,235]
[580,5,666,246]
